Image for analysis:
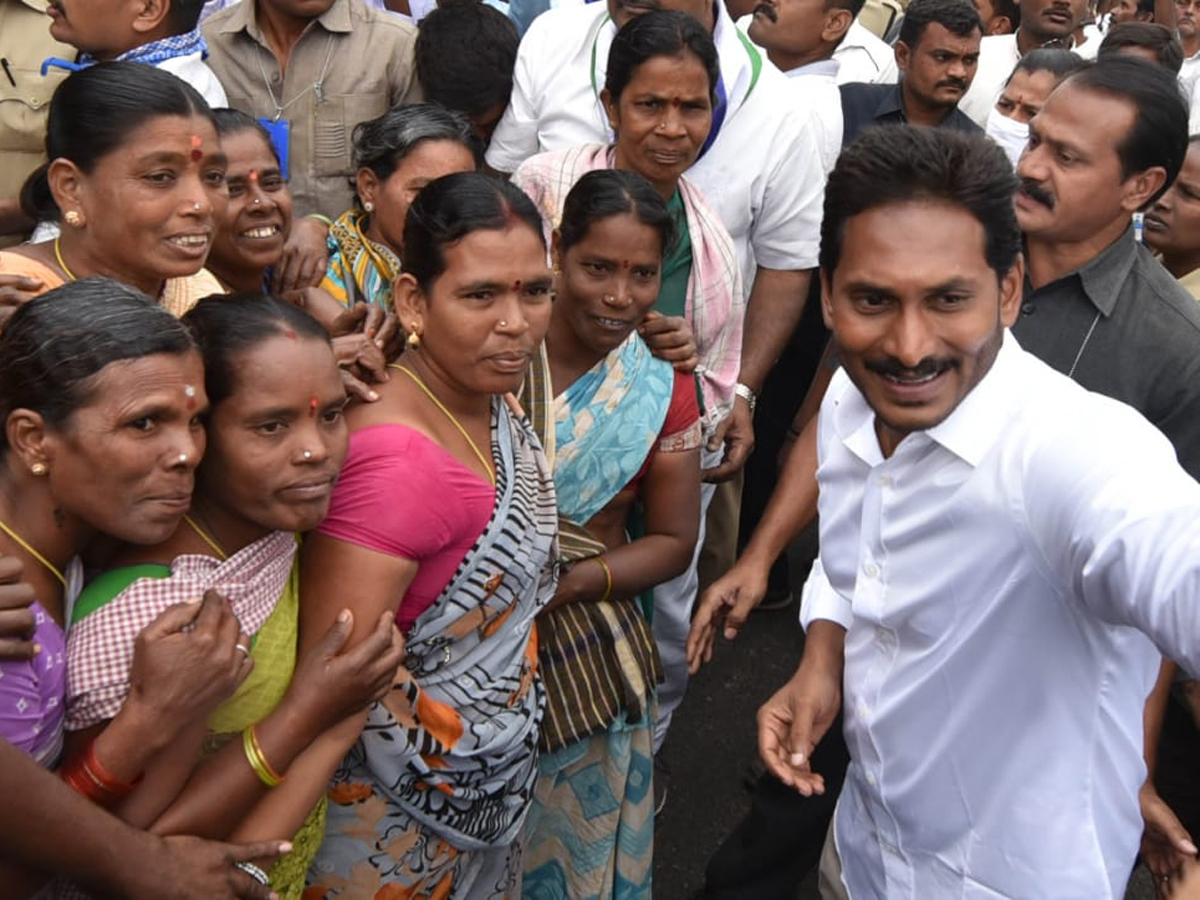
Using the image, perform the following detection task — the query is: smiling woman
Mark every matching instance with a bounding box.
[0,62,225,316]
[205,110,294,294]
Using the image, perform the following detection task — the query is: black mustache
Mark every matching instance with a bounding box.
[865,357,956,380]
[753,3,778,20]
[1019,178,1055,210]
[937,78,968,91]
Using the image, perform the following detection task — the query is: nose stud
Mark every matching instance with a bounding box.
[302,450,313,460]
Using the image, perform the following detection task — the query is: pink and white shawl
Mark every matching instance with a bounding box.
[65,530,295,730]
[512,142,744,435]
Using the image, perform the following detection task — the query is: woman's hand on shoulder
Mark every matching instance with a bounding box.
[639,312,698,373]
[280,608,405,739]
[0,273,44,333]
[124,590,254,738]
[272,216,329,294]
[0,555,37,661]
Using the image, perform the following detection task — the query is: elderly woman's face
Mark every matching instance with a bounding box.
[40,350,208,545]
[358,139,477,256]
[209,129,292,279]
[604,52,713,199]
[64,114,228,293]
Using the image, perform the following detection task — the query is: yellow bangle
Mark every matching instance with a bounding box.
[594,556,613,604]
[305,213,333,227]
[242,725,283,788]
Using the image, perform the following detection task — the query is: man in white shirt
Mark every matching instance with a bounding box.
[832,18,900,80]
[44,0,227,106]
[758,123,1200,898]
[745,0,858,170]
[489,0,827,749]
[957,0,1096,123]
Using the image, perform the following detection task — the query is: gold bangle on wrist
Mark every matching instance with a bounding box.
[242,724,284,788]
[594,556,613,604]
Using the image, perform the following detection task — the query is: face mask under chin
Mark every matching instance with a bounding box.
[985,108,1031,170]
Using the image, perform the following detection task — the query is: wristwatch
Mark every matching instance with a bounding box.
[734,382,757,413]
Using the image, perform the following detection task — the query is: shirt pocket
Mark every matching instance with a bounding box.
[0,64,64,154]
[313,92,389,178]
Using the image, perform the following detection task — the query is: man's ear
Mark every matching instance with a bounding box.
[987,14,1014,33]
[823,8,854,44]
[131,0,172,36]
[894,40,911,74]
[998,255,1024,328]
[1121,167,1168,215]
[820,269,835,329]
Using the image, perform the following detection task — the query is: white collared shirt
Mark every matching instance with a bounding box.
[488,0,826,287]
[833,20,898,85]
[782,59,842,173]
[802,333,1200,898]
[959,31,1097,126]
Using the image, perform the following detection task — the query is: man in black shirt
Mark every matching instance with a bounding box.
[839,0,983,146]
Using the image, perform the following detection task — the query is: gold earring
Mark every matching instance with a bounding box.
[30,463,47,476]
[64,211,82,227]
[406,331,421,349]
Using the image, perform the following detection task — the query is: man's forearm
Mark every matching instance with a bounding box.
[740,414,819,568]
[738,266,813,391]
[798,619,847,678]
[0,737,162,893]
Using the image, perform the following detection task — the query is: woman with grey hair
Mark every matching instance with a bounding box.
[319,103,480,311]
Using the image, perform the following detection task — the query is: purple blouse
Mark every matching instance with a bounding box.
[0,601,67,766]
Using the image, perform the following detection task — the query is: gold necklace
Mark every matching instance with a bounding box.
[0,516,66,589]
[389,364,496,486]
[183,514,229,561]
[53,237,77,282]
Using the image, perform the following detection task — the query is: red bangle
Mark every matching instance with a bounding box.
[60,740,142,807]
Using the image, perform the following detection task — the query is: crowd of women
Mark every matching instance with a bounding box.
[0,8,745,899]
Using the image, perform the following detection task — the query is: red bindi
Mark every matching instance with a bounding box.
[512,280,522,291]
[309,397,319,417]
[282,328,297,340]
[190,135,203,162]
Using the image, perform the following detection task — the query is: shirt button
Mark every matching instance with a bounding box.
[1021,302,1035,315]
[879,474,893,488]
[863,561,880,579]
[876,629,894,650]
[865,771,877,786]
[856,699,869,717]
